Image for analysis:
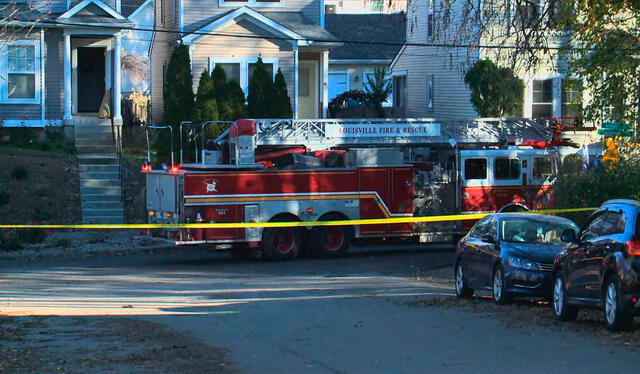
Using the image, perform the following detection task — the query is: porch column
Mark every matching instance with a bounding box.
[322,50,329,118]
[63,34,72,120]
[113,33,122,120]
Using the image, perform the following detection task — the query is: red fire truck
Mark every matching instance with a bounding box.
[143,118,565,260]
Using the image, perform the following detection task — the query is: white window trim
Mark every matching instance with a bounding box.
[209,57,279,97]
[426,0,434,39]
[426,75,434,112]
[0,40,41,105]
[219,0,286,8]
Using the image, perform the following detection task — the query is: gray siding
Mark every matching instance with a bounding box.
[392,0,478,119]
[182,0,322,33]
[150,0,180,123]
[33,0,68,14]
[45,29,65,121]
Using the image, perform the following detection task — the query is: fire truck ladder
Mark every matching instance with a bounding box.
[253,118,553,150]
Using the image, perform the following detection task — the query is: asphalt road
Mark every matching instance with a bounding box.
[1,243,640,373]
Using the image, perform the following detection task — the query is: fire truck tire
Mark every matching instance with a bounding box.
[261,218,303,261]
[309,216,353,258]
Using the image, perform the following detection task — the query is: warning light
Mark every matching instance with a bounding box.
[165,212,172,218]
[169,166,180,174]
[141,160,152,172]
[149,211,155,217]
[306,208,314,213]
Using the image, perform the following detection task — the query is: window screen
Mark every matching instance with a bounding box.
[465,158,487,180]
[494,158,520,180]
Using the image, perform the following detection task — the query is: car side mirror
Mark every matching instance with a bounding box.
[561,228,577,243]
[481,234,495,244]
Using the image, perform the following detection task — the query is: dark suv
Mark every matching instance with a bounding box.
[552,199,640,330]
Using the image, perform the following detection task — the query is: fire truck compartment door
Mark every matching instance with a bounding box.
[146,174,178,213]
[245,205,260,241]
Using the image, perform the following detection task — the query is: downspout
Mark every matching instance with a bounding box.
[40,29,45,126]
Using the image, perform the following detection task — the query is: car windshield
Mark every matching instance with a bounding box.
[500,217,576,245]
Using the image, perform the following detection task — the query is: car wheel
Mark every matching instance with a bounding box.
[262,226,303,261]
[552,274,578,321]
[454,261,474,298]
[309,223,352,258]
[603,276,633,331]
[492,265,511,304]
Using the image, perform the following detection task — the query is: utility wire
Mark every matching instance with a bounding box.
[25,18,640,52]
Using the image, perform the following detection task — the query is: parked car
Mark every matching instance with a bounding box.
[455,213,578,304]
[552,199,640,331]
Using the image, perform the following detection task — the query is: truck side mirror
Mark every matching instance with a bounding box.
[561,228,577,243]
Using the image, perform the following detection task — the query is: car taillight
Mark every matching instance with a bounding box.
[626,240,640,256]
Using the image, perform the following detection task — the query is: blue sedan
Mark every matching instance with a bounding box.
[454,213,578,304]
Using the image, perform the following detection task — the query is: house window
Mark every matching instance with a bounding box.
[516,0,540,28]
[329,71,349,100]
[562,79,583,119]
[219,0,284,7]
[219,63,241,83]
[211,58,278,96]
[532,79,553,118]
[427,0,434,38]
[426,75,434,111]
[1,41,40,103]
[370,0,383,12]
[393,75,406,109]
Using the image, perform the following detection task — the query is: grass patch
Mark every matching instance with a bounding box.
[11,166,28,180]
[52,238,71,248]
[0,190,9,206]
[17,229,46,244]
[34,207,52,221]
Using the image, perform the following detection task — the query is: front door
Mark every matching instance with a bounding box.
[298,61,318,119]
[77,47,106,113]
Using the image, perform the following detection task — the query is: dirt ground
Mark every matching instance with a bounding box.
[0,152,81,225]
[0,316,233,374]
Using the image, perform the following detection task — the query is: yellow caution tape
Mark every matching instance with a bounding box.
[0,207,596,230]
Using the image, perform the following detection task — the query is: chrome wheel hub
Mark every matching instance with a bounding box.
[553,278,563,316]
[493,269,503,300]
[605,282,617,325]
[455,265,464,295]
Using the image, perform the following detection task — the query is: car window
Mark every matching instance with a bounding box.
[500,217,577,245]
[465,158,487,180]
[494,158,520,180]
[600,211,626,236]
[533,157,555,179]
[470,217,491,238]
[580,212,607,241]
[486,217,498,238]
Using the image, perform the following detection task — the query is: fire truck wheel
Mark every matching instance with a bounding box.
[262,225,303,261]
[310,222,353,258]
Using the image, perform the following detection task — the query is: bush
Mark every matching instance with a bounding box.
[363,67,392,118]
[11,166,28,180]
[17,229,46,244]
[247,57,276,118]
[0,190,9,206]
[52,238,71,248]
[555,150,640,211]
[464,59,524,117]
[328,90,370,118]
[272,68,293,118]
[35,207,52,221]
[1,232,23,251]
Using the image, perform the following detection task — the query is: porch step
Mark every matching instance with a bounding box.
[80,171,120,180]
[82,216,126,224]
[80,186,122,196]
[82,201,124,210]
[82,208,125,218]
[81,194,123,203]
[80,179,121,188]
[76,145,117,154]
[79,164,120,173]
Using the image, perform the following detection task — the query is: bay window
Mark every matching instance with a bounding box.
[1,40,40,103]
